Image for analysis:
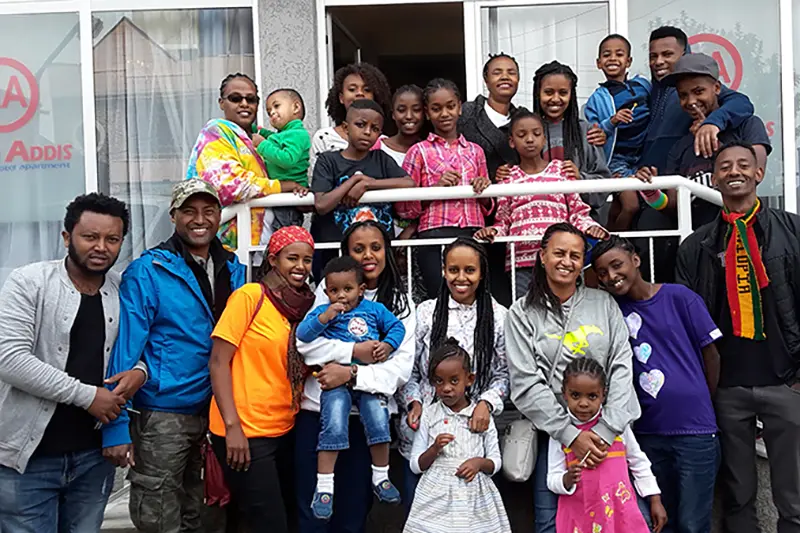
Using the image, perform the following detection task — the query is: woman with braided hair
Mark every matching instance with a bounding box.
[505,222,639,533]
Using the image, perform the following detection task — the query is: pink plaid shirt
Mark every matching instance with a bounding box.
[396,133,492,232]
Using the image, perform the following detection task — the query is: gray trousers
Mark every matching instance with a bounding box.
[715,385,800,533]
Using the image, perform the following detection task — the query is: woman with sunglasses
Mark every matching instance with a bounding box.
[187,72,298,250]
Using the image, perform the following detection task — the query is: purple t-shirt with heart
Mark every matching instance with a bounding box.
[616,284,721,435]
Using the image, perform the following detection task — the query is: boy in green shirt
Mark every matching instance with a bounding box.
[253,88,311,229]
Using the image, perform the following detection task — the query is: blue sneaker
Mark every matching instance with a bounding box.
[373,479,401,504]
[311,490,333,521]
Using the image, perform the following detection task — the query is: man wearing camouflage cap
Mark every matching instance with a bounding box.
[102,179,245,532]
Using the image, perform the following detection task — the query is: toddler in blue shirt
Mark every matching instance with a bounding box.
[297,255,405,520]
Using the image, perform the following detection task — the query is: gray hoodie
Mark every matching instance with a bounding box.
[505,284,640,447]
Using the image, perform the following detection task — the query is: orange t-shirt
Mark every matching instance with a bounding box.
[209,283,296,438]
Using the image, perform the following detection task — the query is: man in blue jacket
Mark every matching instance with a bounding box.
[102,179,245,533]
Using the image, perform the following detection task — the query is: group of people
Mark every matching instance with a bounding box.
[0,22,797,533]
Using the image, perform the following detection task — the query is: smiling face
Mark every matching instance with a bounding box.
[343,108,383,152]
[444,245,482,306]
[392,91,424,137]
[266,91,301,130]
[541,231,585,290]
[510,115,546,162]
[597,38,632,81]
[426,88,461,137]
[171,194,221,256]
[340,73,373,110]
[538,74,572,121]
[712,145,764,202]
[432,356,474,411]
[564,373,605,422]
[219,77,259,131]
[324,270,365,311]
[346,225,386,288]
[268,242,313,288]
[62,211,124,276]
[484,56,520,101]
[649,37,685,81]
[676,75,721,121]
[593,247,641,297]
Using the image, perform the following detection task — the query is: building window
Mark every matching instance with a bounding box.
[628,0,784,207]
[481,3,610,110]
[0,11,85,286]
[92,8,255,267]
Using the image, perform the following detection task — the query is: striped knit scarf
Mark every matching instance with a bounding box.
[721,199,769,340]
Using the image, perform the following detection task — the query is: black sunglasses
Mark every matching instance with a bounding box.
[225,93,259,105]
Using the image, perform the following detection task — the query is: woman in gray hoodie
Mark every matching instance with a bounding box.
[505,222,639,533]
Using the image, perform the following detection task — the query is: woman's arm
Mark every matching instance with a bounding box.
[478,303,509,414]
[209,338,241,431]
[398,302,431,410]
[353,305,416,396]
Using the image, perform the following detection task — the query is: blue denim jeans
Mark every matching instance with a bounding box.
[609,151,641,177]
[532,431,558,533]
[635,433,721,533]
[318,386,391,451]
[0,449,114,533]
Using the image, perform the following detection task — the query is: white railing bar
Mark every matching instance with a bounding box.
[649,239,655,283]
[510,241,517,301]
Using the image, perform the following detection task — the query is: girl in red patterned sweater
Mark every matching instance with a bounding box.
[474,109,608,299]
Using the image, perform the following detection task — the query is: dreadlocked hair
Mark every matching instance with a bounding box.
[430,238,494,393]
[562,357,608,400]
[532,61,585,168]
[525,222,588,317]
[422,78,461,106]
[482,52,520,79]
[341,221,410,320]
[590,235,638,269]
[325,63,392,125]
[219,72,257,99]
[428,337,472,384]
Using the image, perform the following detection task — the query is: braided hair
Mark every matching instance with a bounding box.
[428,337,472,384]
[341,221,410,320]
[325,63,392,125]
[525,222,588,317]
[430,238,494,393]
[562,356,608,400]
[422,78,461,106]
[219,72,257,98]
[532,61,585,168]
[590,235,638,268]
[482,52,520,79]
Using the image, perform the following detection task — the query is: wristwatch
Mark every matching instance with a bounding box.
[348,365,359,387]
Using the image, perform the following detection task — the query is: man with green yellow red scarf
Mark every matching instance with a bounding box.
[676,141,800,533]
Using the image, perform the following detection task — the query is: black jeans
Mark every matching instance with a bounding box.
[211,433,295,533]
[415,226,479,299]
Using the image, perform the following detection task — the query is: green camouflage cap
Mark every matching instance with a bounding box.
[170,179,221,211]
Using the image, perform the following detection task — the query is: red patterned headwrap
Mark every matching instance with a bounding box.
[268,226,315,256]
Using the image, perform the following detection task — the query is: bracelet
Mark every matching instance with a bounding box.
[640,190,668,211]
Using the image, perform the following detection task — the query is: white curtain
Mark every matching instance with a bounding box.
[92,8,255,270]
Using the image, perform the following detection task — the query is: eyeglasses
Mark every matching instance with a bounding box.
[225,93,259,105]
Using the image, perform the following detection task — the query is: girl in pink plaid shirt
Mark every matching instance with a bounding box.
[475,109,608,298]
[396,78,493,299]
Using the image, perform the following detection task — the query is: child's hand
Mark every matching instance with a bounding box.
[252,133,265,147]
[468,400,491,433]
[291,184,309,197]
[436,171,461,187]
[586,124,607,146]
[634,166,657,183]
[563,462,584,490]
[650,495,668,533]
[610,108,634,126]
[372,342,393,362]
[343,176,372,207]
[471,176,491,194]
[432,433,455,454]
[585,225,609,240]
[319,302,346,324]
[473,227,497,242]
[455,458,484,483]
[562,160,580,180]
[407,401,422,431]
[495,164,512,183]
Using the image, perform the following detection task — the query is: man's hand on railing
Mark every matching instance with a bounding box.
[471,176,491,194]
[436,171,461,187]
[586,123,607,146]
[474,227,498,242]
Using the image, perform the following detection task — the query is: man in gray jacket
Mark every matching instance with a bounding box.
[0,193,146,533]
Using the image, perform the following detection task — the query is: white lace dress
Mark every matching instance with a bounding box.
[404,401,511,533]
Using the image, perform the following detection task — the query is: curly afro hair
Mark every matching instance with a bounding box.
[325,62,392,125]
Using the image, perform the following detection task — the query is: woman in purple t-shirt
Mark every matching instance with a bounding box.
[592,235,722,533]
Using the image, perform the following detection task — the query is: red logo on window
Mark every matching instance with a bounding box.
[688,34,743,91]
[0,58,40,134]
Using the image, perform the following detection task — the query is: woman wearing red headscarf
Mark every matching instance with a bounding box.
[209,226,316,533]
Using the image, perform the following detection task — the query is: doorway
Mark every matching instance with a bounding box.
[327,2,466,103]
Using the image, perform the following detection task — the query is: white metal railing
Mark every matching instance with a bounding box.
[222,176,723,300]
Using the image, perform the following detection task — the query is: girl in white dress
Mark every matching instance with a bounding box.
[404,339,511,533]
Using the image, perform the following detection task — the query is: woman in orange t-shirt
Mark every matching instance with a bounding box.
[208,226,316,533]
